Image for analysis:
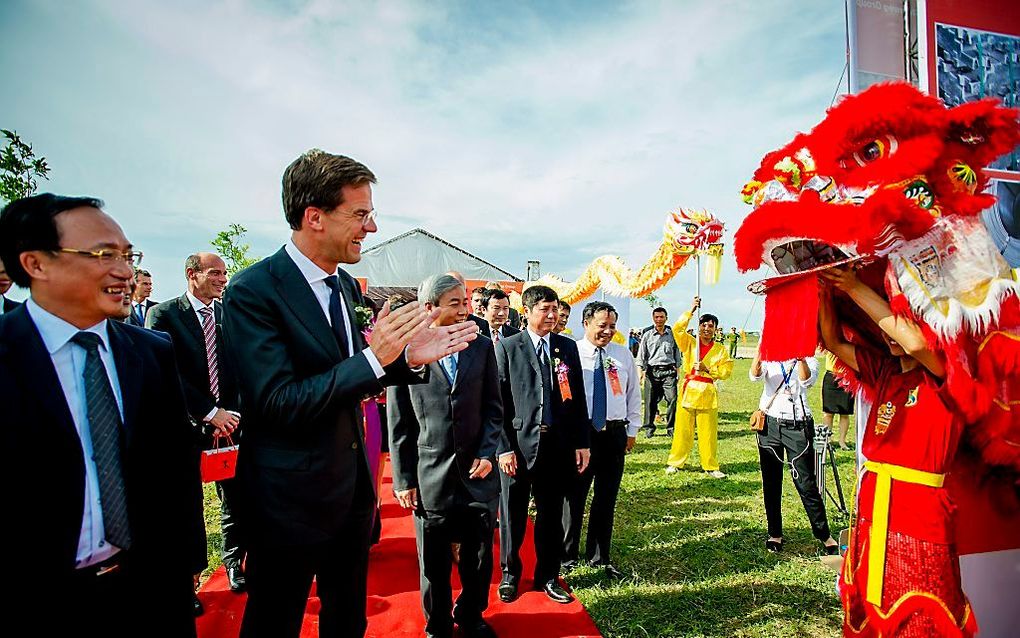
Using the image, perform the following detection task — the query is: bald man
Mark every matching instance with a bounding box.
[147,252,246,604]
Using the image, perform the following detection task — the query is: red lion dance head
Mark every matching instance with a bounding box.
[735,82,1020,475]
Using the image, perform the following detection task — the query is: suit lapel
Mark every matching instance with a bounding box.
[177,294,205,351]
[451,340,476,393]
[107,321,142,441]
[6,309,77,440]
[520,332,542,376]
[269,248,342,360]
[337,271,363,355]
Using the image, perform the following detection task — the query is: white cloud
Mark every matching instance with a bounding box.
[2,0,848,328]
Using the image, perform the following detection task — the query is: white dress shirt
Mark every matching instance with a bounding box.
[26,298,124,568]
[576,338,643,436]
[186,291,224,423]
[526,328,552,360]
[285,239,384,378]
[749,358,819,420]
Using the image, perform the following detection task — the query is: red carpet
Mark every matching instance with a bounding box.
[196,461,603,638]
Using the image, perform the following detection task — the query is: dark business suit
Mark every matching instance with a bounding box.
[126,298,157,327]
[388,335,503,634]
[222,246,425,638]
[146,294,245,566]
[0,305,206,637]
[495,330,589,587]
[469,314,487,332]
[477,322,519,342]
[1,296,20,313]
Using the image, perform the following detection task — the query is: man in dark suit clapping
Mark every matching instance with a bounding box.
[146,252,247,602]
[388,273,504,638]
[495,285,590,604]
[0,194,206,637]
[222,149,478,638]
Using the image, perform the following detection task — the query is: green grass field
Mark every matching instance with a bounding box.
[202,358,857,637]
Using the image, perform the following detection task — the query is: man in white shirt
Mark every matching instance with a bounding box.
[749,349,838,555]
[127,268,156,326]
[562,301,641,579]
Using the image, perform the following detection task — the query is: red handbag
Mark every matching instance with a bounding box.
[200,435,239,483]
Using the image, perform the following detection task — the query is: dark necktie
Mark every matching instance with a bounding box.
[134,303,145,325]
[71,332,132,550]
[323,275,351,357]
[198,306,220,401]
[592,347,607,431]
[537,340,553,426]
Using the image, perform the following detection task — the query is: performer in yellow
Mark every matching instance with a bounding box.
[665,296,734,478]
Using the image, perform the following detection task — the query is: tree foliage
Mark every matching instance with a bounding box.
[211,223,259,276]
[1,129,50,203]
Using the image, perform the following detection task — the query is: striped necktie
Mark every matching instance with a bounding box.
[71,331,132,550]
[198,306,220,401]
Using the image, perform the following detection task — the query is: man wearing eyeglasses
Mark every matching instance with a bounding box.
[222,149,478,638]
[146,252,246,610]
[0,193,207,637]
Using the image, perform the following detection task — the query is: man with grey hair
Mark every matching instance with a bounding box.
[147,252,245,609]
[390,274,503,638]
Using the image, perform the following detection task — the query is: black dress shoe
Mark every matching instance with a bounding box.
[824,543,840,556]
[497,580,517,603]
[459,618,497,638]
[644,428,655,439]
[541,580,573,604]
[192,592,204,617]
[227,563,246,592]
[602,564,625,580]
[560,559,578,571]
[765,539,783,553]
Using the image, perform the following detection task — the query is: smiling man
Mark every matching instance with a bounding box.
[388,274,504,638]
[562,301,641,579]
[146,252,245,606]
[222,149,478,638]
[494,285,590,604]
[0,194,206,637]
[0,257,20,314]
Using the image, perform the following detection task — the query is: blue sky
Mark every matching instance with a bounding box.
[1,0,849,328]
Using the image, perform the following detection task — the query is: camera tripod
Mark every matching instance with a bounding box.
[813,424,849,518]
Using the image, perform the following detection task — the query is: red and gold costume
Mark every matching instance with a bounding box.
[732,83,1020,637]
[841,348,975,637]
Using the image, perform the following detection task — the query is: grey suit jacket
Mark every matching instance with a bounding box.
[387,335,504,511]
[494,330,589,469]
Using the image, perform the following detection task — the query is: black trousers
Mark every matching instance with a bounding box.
[54,553,197,638]
[642,367,677,432]
[563,422,628,565]
[216,476,245,566]
[757,415,831,541]
[414,502,496,634]
[239,467,375,638]
[499,433,572,586]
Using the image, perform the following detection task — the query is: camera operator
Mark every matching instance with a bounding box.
[750,346,839,555]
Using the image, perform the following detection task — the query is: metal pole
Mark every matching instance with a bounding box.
[694,252,701,369]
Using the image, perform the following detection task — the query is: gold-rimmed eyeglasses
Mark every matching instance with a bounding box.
[57,248,144,266]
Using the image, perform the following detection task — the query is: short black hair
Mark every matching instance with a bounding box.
[699,313,719,327]
[582,301,617,323]
[652,307,667,316]
[134,269,151,279]
[522,285,558,310]
[481,288,509,309]
[558,300,571,312]
[0,193,105,288]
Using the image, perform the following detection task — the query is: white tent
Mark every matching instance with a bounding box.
[345,228,521,286]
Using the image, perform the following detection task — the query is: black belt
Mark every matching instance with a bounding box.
[649,364,675,370]
[767,415,812,430]
[600,419,628,431]
[539,425,552,433]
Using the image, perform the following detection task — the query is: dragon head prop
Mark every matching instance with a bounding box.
[735,83,1019,280]
[667,208,725,253]
[734,82,1020,476]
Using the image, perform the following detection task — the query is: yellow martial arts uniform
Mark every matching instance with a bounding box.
[666,311,734,471]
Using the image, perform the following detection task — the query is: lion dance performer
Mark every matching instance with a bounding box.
[664,295,733,478]
[734,82,1020,637]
